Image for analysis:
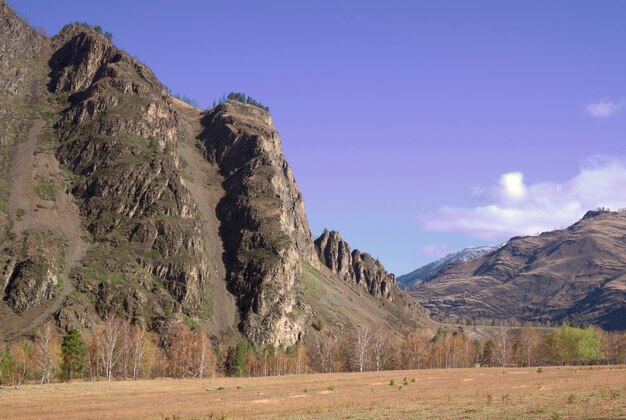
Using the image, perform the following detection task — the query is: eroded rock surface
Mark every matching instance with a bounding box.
[315,230,396,300]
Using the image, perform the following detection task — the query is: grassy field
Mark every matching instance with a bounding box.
[1,366,625,419]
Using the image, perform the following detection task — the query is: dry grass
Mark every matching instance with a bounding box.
[1,366,625,419]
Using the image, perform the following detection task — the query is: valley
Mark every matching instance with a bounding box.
[2,366,625,419]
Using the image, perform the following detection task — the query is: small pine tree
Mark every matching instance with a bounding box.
[104,31,113,41]
[93,25,103,34]
[61,329,86,381]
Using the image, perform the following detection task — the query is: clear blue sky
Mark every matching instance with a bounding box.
[10,0,626,275]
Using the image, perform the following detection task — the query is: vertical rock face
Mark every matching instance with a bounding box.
[352,250,396,299]
[48,24,214,326]
[200,102,317,346]
[314,230,396,300]
[315,230,355,283]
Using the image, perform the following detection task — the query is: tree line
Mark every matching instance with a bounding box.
[0,319,622,386]
[212,92,270,112]
[73,22,113,41]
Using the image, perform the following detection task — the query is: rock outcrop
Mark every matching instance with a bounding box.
[48,24,214,327]
[315,230,396,300]
[2,231,63,313]
[0,0,44,98]
[200,101,317,346]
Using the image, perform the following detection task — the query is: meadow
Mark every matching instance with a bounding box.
[1,365,625,419]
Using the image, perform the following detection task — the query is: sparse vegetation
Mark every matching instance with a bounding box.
[211,92,270,112]
[74,22,113,41]
[165,87,198,107]
[200,284,214,321]
[34,176,56,201]
[1,366,625,419]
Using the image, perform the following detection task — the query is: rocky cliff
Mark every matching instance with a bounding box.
[315,230,396,300]
[410,210,626,330]
[0,2,423,346]
[199,101,318,345]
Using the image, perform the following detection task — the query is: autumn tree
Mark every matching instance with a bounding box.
[401,328,429,369]
[10,341,33,385]
[166,324,196,378]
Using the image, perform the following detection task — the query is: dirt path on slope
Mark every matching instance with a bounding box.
[2,80,89,340]
[173,98,238,336]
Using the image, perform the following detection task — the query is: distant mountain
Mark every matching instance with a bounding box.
[409,209,626,330]
[397,246,499,288]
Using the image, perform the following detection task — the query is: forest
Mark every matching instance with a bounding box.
[0,318,622,386]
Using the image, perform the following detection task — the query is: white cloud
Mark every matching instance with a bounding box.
[500,172,526,200]
[586,99,622,118]
[420,156,626,240]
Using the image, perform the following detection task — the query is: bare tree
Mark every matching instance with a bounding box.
[194,331,216,379]
[293,343,308,375]
[348,326,372,372]
[34,322,58,384]
[95,316,129,381]
[370,325,394,371]
[492,328,511,367]
[309,332,336,373]
[128,324,154,380]
[515,326,539,367]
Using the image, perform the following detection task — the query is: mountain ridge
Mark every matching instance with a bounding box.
[398,245,500,288]
[409,209,626,330]
[0,1,426,346]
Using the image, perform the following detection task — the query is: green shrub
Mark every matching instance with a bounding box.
[35,176,57,201]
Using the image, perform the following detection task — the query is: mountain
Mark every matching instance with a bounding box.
[397,246,499,288]
[0,1,425,346]
[409,209,626,330]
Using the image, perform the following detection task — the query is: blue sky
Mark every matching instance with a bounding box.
[10,0,626,274]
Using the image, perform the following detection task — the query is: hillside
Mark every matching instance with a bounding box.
[397,246,499,288]
[410,209,626,330]
[0,0,425,346]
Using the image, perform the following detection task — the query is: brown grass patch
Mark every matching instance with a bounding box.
[1,366,625,419]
